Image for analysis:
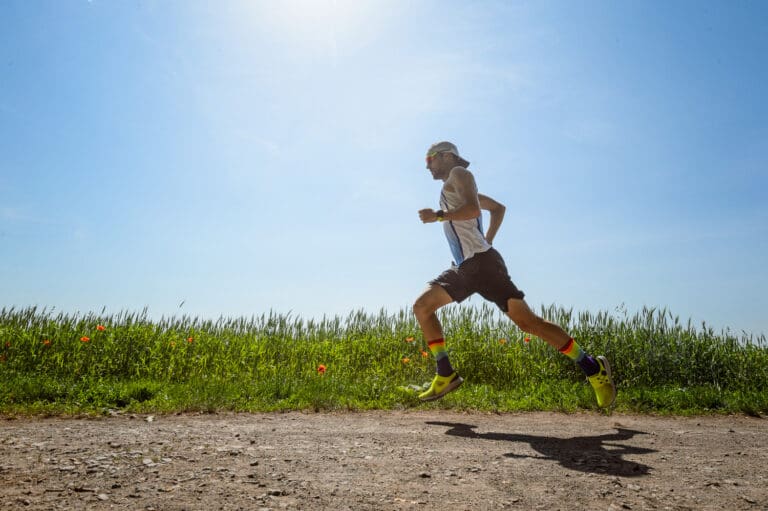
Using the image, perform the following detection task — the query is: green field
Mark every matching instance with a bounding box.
[1,304,766,415]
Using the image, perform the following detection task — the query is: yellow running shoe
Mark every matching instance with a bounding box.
[418,373,464,402]
[588,355,616,408]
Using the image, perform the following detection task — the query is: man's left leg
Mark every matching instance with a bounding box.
[506,298,616,408]
[412,284,464,401]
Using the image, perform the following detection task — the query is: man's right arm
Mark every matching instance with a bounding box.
[478,193,506,244]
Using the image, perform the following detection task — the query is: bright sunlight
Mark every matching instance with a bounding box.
[245,0,386,56]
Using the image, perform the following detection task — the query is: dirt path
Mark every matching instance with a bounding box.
[1,411,766,510]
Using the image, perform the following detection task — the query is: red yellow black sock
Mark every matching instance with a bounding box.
[559,338,599,376]
[427,338,454,377]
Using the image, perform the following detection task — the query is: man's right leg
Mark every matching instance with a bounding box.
[412,284,463,401]
[506,298,616,408]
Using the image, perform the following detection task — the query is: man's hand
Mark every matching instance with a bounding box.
[419,208,440,223]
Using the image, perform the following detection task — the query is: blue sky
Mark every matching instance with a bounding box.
[1,0,766,336]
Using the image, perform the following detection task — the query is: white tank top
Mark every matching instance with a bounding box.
[440,183,491,265]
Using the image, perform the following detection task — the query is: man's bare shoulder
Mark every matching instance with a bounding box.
[447,166,475,182]
[444,166,478,196]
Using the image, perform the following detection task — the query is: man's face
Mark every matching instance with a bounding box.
[426,151,450,181]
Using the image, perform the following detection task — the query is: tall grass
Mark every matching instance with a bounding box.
[0,304,765,415]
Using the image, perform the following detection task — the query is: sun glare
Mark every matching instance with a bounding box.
[246,0,382,56]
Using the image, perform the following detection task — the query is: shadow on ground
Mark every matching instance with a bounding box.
[427,421,655,477]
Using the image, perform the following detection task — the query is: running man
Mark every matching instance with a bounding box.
[413,141,616,408]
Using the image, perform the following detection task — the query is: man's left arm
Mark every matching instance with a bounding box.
[418,168,481,223]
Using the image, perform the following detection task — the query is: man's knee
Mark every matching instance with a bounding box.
[412,300,425,319]
[413,285,450,320]
[413,296,435,321]
[506,302,541,333]
[509,313,536,333]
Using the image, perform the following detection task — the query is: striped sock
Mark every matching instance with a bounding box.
[559,338,600,376]
[427,338,455,377]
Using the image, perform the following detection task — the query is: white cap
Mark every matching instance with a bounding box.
[427,141,470,167]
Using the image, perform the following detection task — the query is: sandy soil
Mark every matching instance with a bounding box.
[1,411,766,510]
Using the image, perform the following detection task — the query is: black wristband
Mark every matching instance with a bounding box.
[436,209,445,221]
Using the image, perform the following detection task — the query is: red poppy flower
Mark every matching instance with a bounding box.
[80,336,90,342]
[42,340,51,346]
[317,364,327,374]
[420,350,429,358]
[524,336,531,343]
[404,336,415,343]
[96,325,106,331]
[187,337,194,343]
[402,357,410,364]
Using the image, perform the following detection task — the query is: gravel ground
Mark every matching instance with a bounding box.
[1,411,766,510]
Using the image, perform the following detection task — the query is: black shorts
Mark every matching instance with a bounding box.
[430,248,525,312]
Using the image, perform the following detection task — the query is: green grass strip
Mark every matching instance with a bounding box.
[1,305,766,415]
